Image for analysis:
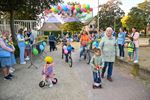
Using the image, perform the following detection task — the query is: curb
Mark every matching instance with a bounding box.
[116,58,150,79]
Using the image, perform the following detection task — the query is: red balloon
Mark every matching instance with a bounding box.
[90,8,93,11]
[72,6,75,10]
[57,5,62,10]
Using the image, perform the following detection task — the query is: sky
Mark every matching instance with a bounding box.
[64,0,145,16]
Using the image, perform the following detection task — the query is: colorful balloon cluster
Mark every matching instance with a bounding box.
[44,3,93,16]
[32,41,46,56]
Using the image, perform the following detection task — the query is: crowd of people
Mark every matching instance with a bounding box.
[0,26,140,90]
[0,28,34,80]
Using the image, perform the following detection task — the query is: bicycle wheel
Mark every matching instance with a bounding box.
[86,50,91,64]
[68,56,72,67]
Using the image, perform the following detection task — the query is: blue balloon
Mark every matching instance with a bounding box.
[39,44,44,51]
[67,45,72,52]
[43,42,46,46]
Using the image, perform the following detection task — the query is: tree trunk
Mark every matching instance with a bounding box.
[10,10,16,42]
[144,27,147,37]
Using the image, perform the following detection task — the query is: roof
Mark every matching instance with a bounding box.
[83,16,97,26]
[39,23,61,31]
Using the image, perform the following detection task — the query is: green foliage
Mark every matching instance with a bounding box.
[98,0,125,30]
[61,22,83,33]
[125,0,150,31]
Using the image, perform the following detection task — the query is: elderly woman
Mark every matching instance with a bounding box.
[0,31,15,80]
[99,27,116,82]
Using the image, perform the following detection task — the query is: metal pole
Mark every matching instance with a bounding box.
[98,0,99,31]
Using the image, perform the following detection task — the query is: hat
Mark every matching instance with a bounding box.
[45,56,53,63]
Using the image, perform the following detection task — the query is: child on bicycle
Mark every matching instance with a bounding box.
[63,41,74,62]
[42,56,56,88]
[90,48,103,89]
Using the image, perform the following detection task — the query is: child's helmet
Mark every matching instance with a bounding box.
[45,56,53,63]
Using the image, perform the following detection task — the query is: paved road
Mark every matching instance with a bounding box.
[0,43,149,100]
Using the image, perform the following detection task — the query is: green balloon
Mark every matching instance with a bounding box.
[76,8,80,12]
[32,48,39,56]
[86,4,90,9]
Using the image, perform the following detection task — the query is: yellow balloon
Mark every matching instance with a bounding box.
[82,4,86,8]
[51,7,55,12]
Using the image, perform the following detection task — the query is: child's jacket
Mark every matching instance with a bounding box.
[90,55,103,72]
[128,41,135,53]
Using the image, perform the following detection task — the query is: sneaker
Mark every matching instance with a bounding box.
[4,75,12,80]
[120,57,124,60]
[134,60,138,63]
[8,74,14,78]
[107,77,113,82]
[48,84,53,88]
[10,67,15,72]
[20,61,26,65]
[9,69,14,74]
[25,57,30,61]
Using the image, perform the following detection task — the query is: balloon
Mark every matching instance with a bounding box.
[51,7,55,12]
[64,50,68,54]
[63,45,67,50]
[90,8,93,11]
[83,8,87,12]
[82,4,86,8]
[87,10,90,13]
[39,44,44,51]
[73,10,77,14]
[76,7,80,12]
[43,42,46,46]
[78,4,81,8]
[32,48,39,56]
[81,8,84,12]
[62,5,68,11]
[72,6,75,10]
[67,5,70,9]
[86,4,90,9]
[75,5,78,9]
[25,41,29,45]
[57,5,62,10]
[67,46,72,52]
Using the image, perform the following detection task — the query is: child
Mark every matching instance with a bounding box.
[42,56,55,88]
[90,48,103,89]
[127,37,135,61]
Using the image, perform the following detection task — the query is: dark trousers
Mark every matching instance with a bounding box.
[118,44,124,57]
[102,62,114,78]
[49,41,55,52]
[93,71,101,83]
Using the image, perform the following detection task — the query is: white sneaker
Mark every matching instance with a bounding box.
[48,84,53,88]
[134,60,138,63]
[25,57,30,61]
[120,57,124,60]
[10,67,15,72]
[20,61,26,64]
[9,69,14,74]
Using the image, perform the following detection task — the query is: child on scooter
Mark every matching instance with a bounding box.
[90,48,103,89]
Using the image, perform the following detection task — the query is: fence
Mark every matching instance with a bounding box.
[0,19,39,33]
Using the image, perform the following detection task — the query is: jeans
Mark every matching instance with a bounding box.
[93,71,101,83]
[134,48,139,61]
[102,62,114,78]
[19,46,25,63]
[80,46,86,58]
[118,44,124,57]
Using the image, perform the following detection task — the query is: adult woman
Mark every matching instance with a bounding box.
[0,31,15,80]
[100,27,116,82]
[117,27,126,59]
[129,27,139,63]
[17,29,26,64]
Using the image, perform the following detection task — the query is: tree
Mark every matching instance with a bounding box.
[61,22,83,33]
[0,0,62,41]
[124,0,150,35]
[98,0,125,31]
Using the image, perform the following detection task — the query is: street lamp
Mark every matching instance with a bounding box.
[97,0,100,31]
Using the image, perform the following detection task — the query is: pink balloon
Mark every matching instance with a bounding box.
[64,50,68,54]
[73,10,77,14]
[90,8,93,11]
[67,5,70,9]
[81,8,84,12]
